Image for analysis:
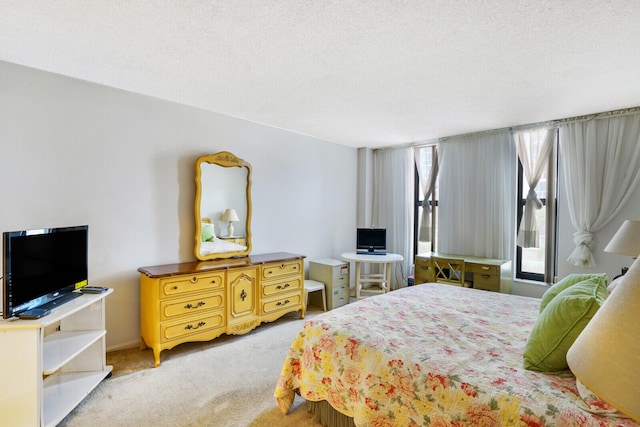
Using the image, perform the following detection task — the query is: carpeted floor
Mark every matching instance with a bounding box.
[58,308,325,427]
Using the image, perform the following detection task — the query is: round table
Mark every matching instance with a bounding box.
[341,252,404,299]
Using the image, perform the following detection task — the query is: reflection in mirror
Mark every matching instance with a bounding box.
[194,152,252,260]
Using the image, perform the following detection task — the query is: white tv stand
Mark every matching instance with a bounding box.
[0,289,112,427]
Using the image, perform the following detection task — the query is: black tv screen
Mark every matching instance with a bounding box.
[356,228,386,252]
[2,225,88,319]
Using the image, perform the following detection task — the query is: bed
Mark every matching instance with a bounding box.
[274,283,638,426]
[199,219,247,255]
[199,239,246,255]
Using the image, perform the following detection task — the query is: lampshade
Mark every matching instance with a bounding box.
[566,255,640,421]
[221,209,240,222]
[604,220,640,257]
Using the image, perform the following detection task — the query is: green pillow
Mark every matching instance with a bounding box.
[523,277,608,372]
[201,223,215,242]
[540,273,608,313]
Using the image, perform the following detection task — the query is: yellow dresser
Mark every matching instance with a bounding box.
[260,258,304,322]
[139,252,304,367]
[218,236,247,246]
[415,252,512,293]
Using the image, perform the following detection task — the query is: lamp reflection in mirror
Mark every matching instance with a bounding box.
[566,255,640,421]
[222,208,240,237]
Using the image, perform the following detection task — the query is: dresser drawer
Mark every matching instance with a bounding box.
[262,277,302,297]
[161,312,225,343]
[465,263,499,276]
[331,295,349,309]
[160,272,225,298]
[262,260,302,280]
[160,291,224,320]
[330,284,348,299]
[326,264,349,284]
[473,273,500,292]
[414,258,434,284]
[330,286,349,309]
[262,293,302,315]
[331,271,349,287]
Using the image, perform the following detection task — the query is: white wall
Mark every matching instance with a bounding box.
[356,147,374,227]
[0,61,357,351]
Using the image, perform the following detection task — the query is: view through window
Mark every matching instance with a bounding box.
[516,129,558,282]
[519,170,548,275]
[414,145,438,256]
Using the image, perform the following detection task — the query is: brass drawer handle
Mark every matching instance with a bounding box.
[276,299,290,306]
[185,321,206,330]
[184,301,206,309]
[481,266,490,271]
[481,274,491,279]
[190,276,198,283]
[280,263,286,269]
[276,283,290,289]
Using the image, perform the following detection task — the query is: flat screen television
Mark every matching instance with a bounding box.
[356,228,387,253]
[2,225,88,319]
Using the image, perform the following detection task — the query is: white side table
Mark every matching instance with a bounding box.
[341,252,403,299]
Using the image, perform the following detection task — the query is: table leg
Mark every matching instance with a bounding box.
[355,261,361,300]
[384,262,391,293]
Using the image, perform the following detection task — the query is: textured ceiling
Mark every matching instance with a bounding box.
[1,1,640,148]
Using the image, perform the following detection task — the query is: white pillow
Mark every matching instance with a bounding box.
[607,275,624,293]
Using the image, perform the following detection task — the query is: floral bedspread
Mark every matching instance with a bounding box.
[274,284,637,427]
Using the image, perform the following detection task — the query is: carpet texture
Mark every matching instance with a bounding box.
[58,309,324,427]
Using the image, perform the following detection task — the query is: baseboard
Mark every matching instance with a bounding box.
[106,339,141,353]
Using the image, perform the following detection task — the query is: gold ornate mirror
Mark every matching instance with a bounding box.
[194,152,252,260]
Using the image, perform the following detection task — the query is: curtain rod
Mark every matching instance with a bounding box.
[375,105,640,152]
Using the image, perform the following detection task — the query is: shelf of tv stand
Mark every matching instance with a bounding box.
[43,329,107,374]
[43,368,113,427]
[0,289,112,427]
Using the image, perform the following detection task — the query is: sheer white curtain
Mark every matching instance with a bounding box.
[515,128,555,248]
[372,147,414,289]
[560,113,640,267]
[438,131,516,260]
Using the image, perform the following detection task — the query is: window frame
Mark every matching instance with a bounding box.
[413,145,437,258]
[515,129,559,283]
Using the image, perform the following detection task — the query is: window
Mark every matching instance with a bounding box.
[515,129,559,282]
[414,145,438,256]
[413,135,557,283]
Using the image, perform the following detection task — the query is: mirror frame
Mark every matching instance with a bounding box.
[194,151,252,260]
